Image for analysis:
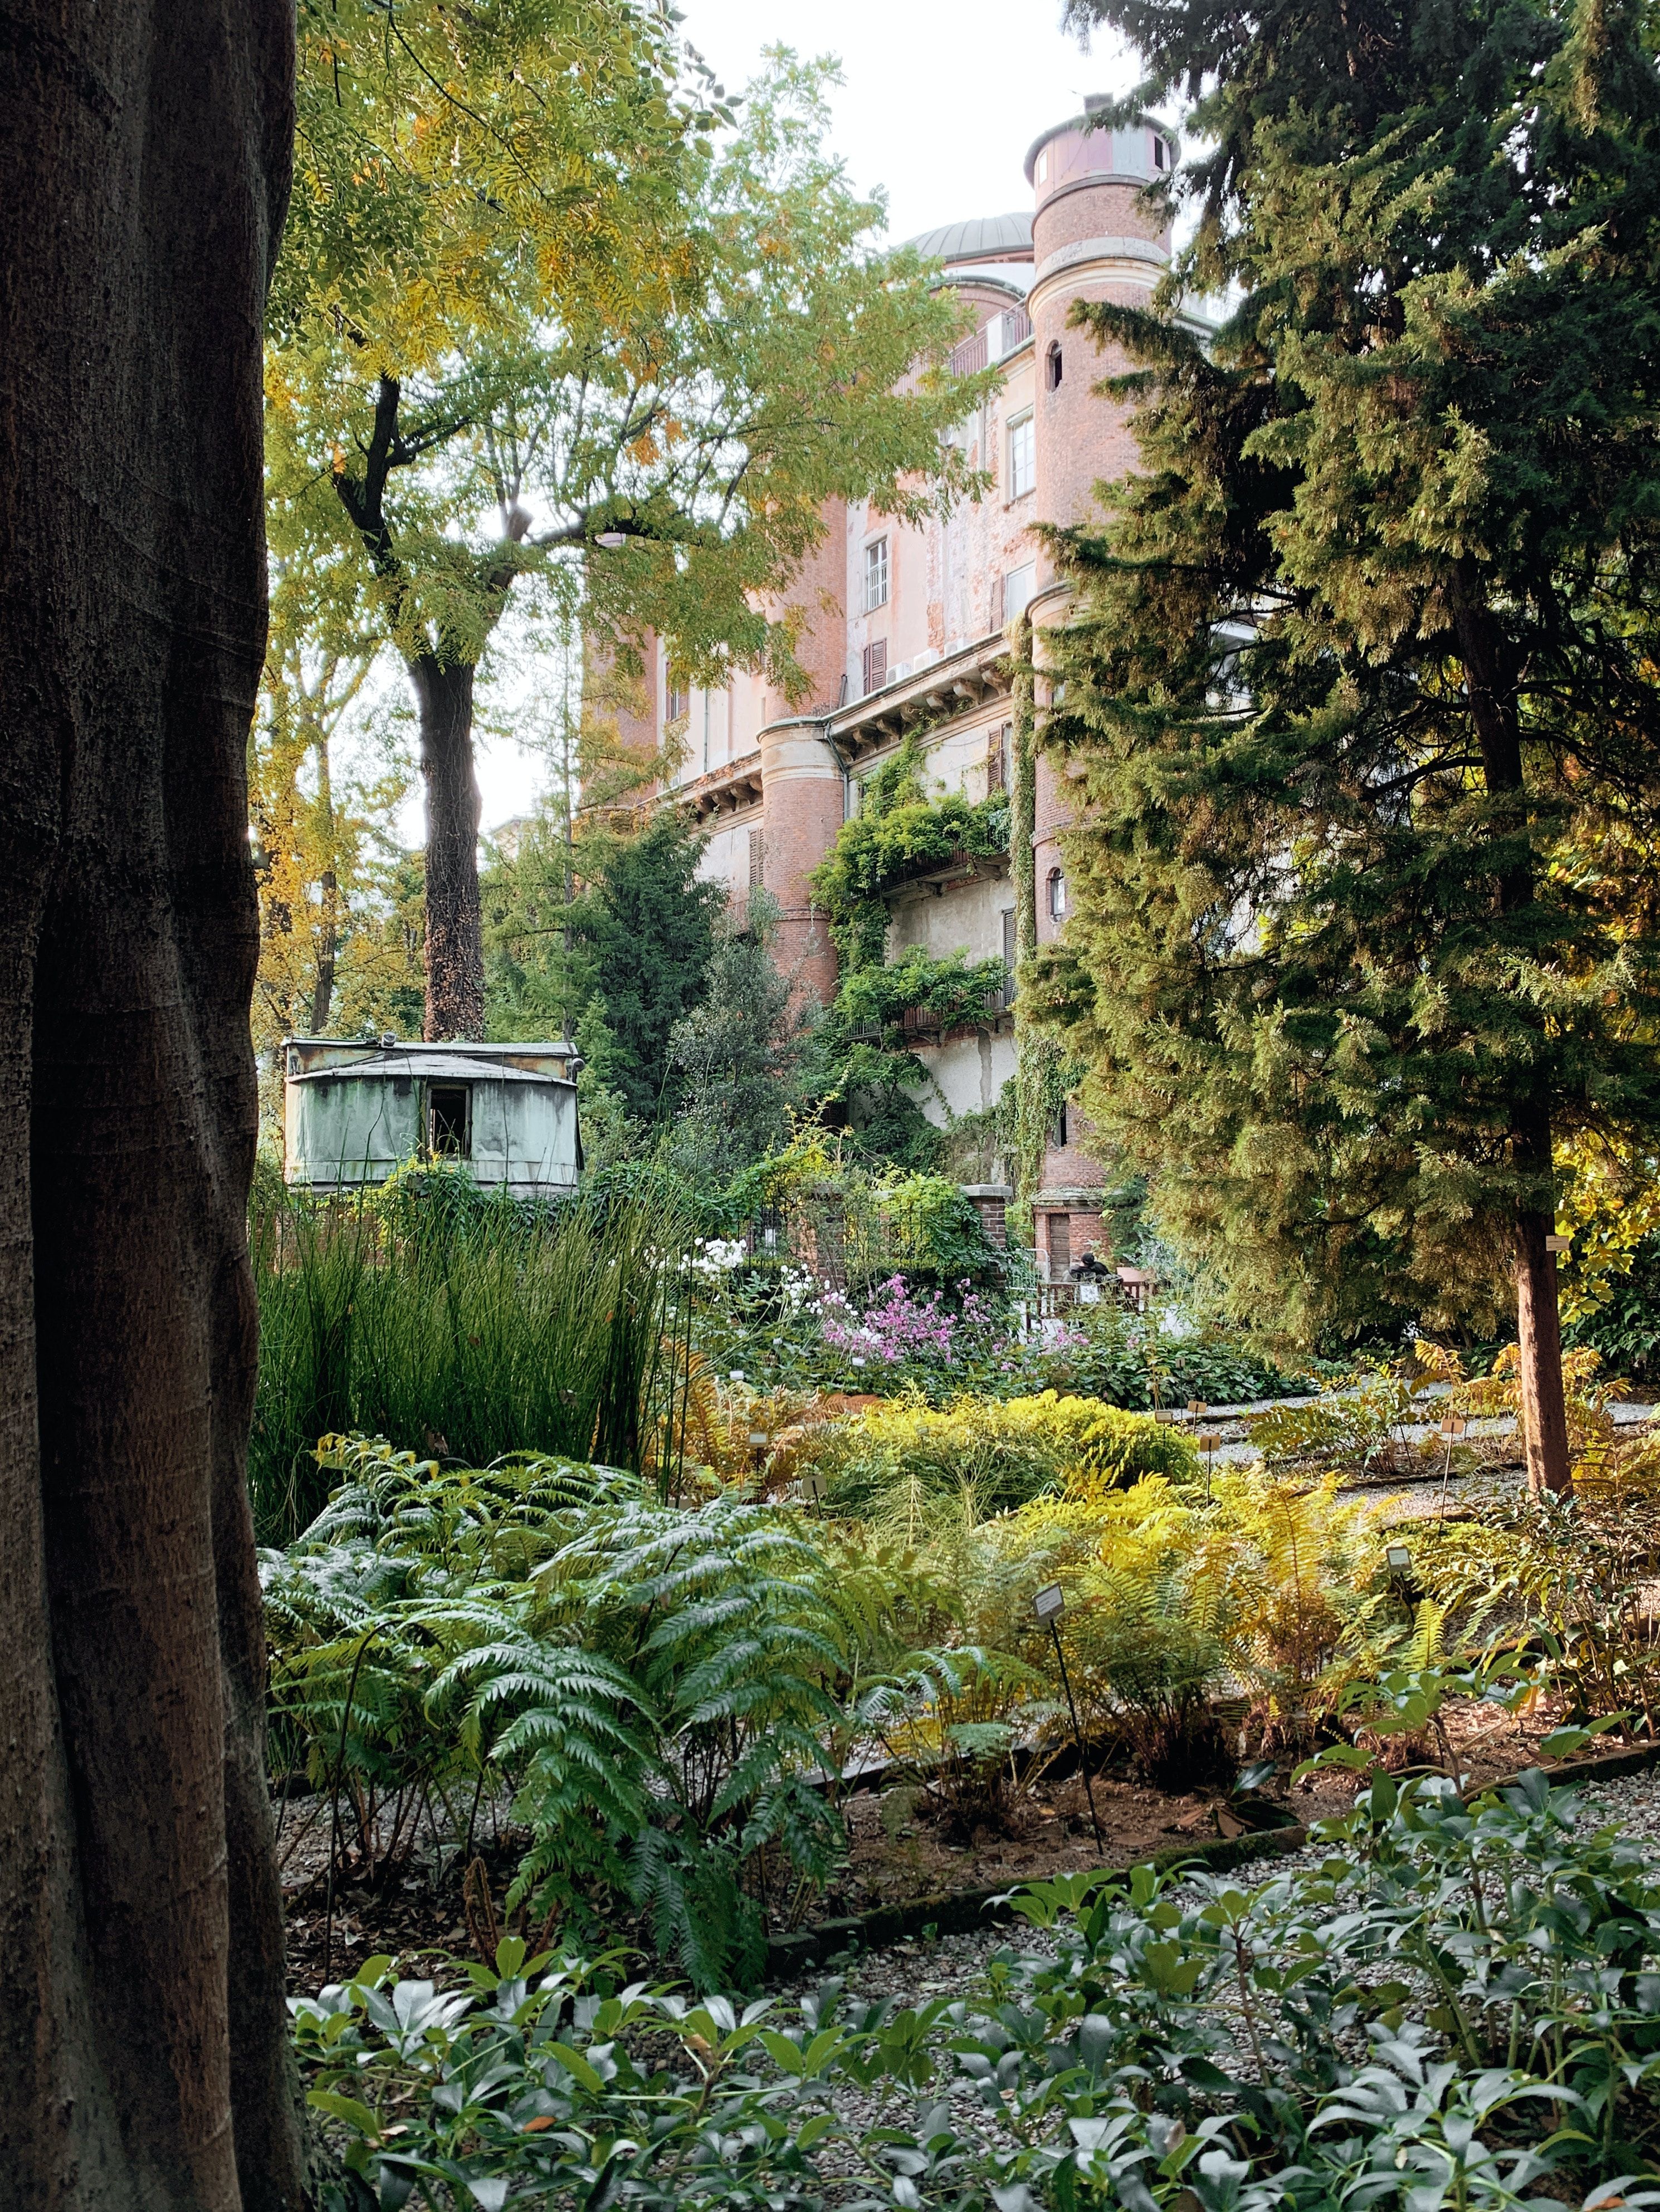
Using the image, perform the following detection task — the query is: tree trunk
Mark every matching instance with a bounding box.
[411,654,485,1040]
[0,7,307,2209]
[1451,572,1573,1494]
[309,738,339,1035]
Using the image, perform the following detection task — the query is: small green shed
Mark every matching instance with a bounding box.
[281,1038,580,1195]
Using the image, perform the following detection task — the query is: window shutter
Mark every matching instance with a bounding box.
[862,638,887,696]
[748,828,765,891]
[989,574,1003,630]
[986,723,1008,792]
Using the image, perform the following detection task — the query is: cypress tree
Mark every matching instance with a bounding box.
[1046,0,1660,1489]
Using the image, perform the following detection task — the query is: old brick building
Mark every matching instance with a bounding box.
[626,101,1189,1277]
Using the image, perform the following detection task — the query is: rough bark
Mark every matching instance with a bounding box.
[1450,570,1573,1495]
[0,6,307,2207]
[309,740,339,1035]
[411,654,487,1039]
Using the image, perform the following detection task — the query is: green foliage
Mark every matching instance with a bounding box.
[666,891,817,1178]
[248,1168,686,1539]
[270,25,987,996]
[563,812,725,1124]
[297,1771,1660,2211]
[798,1389,1199,1523]
[802,735,1012,1168]
[1067,1318,1305,1411]
[1569,1229,1660,1382]
[811,737,1010,973]
[265,1438,858,1988]
[1038,0,1660,1348]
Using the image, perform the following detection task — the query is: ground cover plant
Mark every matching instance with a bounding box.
[295,1769,1660,2212]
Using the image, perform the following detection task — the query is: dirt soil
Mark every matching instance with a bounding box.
[276,1697,1574,1991]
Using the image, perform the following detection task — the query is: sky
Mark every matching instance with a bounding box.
[437,0,1135,843]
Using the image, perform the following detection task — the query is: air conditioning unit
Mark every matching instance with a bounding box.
[985,312,1007,364]
[892,660,912,681]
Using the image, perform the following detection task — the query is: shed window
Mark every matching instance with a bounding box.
[429,1083,472,1157]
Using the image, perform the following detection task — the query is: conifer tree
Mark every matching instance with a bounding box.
[1046,0,1660,1490]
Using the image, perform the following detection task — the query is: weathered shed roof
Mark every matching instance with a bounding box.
[289,1055,575,1089]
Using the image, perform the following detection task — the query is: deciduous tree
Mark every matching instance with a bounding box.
[271,11,982,1039]
[0,3,306,2203]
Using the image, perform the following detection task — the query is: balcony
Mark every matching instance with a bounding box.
[948,305,1032,379]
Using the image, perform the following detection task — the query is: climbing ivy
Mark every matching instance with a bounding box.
[1007,616,1051,1242]
[809,734,1010,972]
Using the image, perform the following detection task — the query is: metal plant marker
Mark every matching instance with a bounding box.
[1034,1582,1104,1854]
[1437,1413,1467,1519]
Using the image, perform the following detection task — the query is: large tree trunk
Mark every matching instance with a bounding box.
[0,7,307,2209]
[1451,573,1573,1495]
[411,654,486,1040]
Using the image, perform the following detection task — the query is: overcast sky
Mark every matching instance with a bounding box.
[451,0,1135,838]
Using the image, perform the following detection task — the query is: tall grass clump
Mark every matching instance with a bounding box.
[249,1160,690,1540]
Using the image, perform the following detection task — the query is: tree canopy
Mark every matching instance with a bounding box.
[269,8,986,1036]
[1041,0,1660,1489]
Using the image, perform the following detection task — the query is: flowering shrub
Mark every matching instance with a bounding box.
[820,1274,993,1366]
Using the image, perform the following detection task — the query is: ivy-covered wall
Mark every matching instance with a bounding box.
[805,731,1013,1168]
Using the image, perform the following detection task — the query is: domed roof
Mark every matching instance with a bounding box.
[902,212,1034,267]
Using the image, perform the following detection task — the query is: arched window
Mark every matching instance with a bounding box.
[1046,341,1063,391]
[1047,866,1067,920]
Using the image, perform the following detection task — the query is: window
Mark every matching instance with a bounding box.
[863,535,889,612]
[748,828,765,892]
[1035,148,1049,184]
[1050,1102,1070,1149]
[1008,409,1035,498]
[1046,342,1063,391]
[429,1083,471,1158]
[1152,132,1168,173]
[1004,562,1036,624]
[1047,865,1067,920]
[861,638,887,696]
[985,722,1009,794]
[665,682,689,722]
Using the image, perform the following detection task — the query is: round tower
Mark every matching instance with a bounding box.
[1023,105,1174,1279]
[1027,104,1176,561]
